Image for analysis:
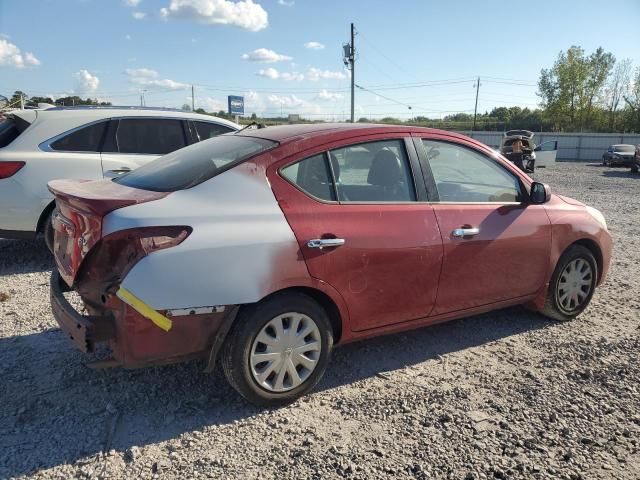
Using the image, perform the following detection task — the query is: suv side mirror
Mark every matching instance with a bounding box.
[530,182,550,204]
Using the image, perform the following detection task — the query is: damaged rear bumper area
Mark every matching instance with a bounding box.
[50,270,239,369]
[50,270,115,353]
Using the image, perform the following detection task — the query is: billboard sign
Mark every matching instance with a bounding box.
[228,95,244,116]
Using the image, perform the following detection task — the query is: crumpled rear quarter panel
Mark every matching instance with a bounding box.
[102,161,311,310]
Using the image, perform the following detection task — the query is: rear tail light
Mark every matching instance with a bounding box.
[0,161,25,179]
[75,226,192,294]
[139,228,191,255]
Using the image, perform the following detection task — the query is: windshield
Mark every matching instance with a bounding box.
[613,145,635,153]
[115,135,276,192]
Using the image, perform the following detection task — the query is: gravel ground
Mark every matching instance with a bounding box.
[0,162,638,480]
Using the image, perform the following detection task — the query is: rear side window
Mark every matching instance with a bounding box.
[281,140,417,203]
[116,118,186,155]
[194,121,234,140]
[50,121,108,152]
[330,140,416,202]
[0,118,20,148]
[115,135,276,192]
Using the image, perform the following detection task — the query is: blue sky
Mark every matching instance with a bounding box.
[1,0,639,120]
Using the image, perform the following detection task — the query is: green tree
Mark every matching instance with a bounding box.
[538,46,615,131]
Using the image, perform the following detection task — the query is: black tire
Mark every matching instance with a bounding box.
[540,245,598,322]
[631,164,639,174]
[43,210,55,253]
[602,157,608,166]
[220,292,333,407]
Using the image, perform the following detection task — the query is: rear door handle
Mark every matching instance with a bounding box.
[307,238,345,249]
[104,167,132,178]
[451,227,480,238]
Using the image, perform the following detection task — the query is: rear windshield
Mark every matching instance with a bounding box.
[0,116,31,148]
[614,145,635,152]
[115,135,276,192]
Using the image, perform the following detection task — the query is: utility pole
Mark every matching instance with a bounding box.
[20,93,25,110]
[191,85,195,111]
[472,76,481,132]
[343,23,356,122]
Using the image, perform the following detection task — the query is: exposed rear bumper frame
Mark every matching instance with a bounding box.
[50,270,115,352]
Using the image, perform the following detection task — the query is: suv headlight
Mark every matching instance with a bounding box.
[586,206,607,230]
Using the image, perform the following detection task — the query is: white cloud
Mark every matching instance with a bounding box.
[0,38,40,68]
[241,48,291,63]
[197,96,225,112]
[74,69,100,93]
[160,0,268,31]
[306,67,346,81]
[267,94,305,108]
[125,68,189,90]
[124,0,142,6]
[304,41,324,50]
[132,11,147,19]
[257,67,303,81]
[277,0,294,5]
[315,89,344,101]
[125,34,132,40]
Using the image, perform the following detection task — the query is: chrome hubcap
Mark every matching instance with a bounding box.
[250,312,321,392]
[557,258,593,312]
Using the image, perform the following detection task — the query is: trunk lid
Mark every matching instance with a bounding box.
[48,178,166,286]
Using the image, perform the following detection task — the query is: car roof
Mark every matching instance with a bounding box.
[32,106,239,128]
[237,122,465,144]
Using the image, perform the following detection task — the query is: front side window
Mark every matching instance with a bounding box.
[115,135,276,192]
[116,118,186,155]
[50,121,107,152]
[423,139,522,203]
[330,139,416,202]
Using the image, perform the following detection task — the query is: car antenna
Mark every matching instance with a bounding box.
[234,121,266,134]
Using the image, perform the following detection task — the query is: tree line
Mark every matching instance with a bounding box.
[363,46,640,133]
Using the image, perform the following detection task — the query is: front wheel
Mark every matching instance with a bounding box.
[540,245,598,321]
[220,292,333,407]
[602,157,608,166]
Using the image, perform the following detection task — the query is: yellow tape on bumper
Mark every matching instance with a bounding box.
[116,287,173,332]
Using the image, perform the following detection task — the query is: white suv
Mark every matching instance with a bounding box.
[0,106,239,250]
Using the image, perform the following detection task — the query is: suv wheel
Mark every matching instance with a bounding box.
[43,210,55,253]
[540,245,598,321]
[220,292,333,407]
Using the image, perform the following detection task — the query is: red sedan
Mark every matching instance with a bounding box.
[49,124,612,406]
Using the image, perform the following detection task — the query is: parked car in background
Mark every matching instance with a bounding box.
[499,130,558,173]
[601,144,636,167]
[48,123,611,406]
[0,106,239,251]
[631,144,640,173]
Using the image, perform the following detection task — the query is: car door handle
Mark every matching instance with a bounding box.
[307,238,345,249]
[104,168,131,178]
[452,227,480,238]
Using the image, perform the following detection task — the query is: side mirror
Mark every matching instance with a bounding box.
[530,182,550,204]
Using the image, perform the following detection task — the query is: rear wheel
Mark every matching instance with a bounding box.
[220,292,333,407]
[540,245,598,321]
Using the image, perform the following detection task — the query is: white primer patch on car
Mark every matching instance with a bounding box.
[103,163,309,310]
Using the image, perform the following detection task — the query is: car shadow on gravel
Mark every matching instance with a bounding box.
[601,170,639,179]
[0,239,53,276]
[0,306,554,478]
